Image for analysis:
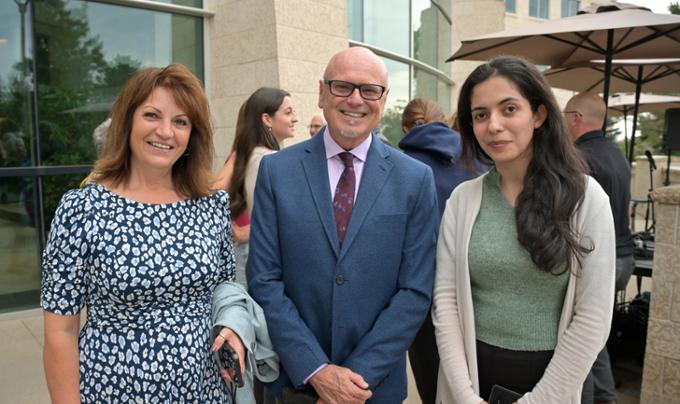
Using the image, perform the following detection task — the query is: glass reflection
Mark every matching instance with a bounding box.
[413,68,451,114]
[0,0,205,312]
[0,175,40,313]
[34,0,203,167]
[0,0,36,169]
[413,0,452,71]
[348,0,363,41]
[530,0,550,18]
[380,58,409,147]
[562,0,580,17]
[363,0,409,56]
[0,1,40,312]
[414,68,438,104]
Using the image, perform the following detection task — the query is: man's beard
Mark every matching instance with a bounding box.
[339,129,362,139]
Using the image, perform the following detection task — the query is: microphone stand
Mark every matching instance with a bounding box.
[644,152,656,233]
[664,147,672,186]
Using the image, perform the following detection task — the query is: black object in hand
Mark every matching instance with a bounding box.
[215,344,244,388]
[488,384,522,404]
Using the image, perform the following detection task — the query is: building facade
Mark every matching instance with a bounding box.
[0,0,613,314]
[0,0,458,313]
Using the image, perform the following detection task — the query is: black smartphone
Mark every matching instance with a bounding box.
[214,344,244,388]
[488,384,522,404]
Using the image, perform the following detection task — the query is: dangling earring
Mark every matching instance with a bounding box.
[266,126,272,136]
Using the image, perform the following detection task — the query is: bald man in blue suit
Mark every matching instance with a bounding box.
[247,47,438,404]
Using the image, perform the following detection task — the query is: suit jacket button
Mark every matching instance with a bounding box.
[335,275,345,285]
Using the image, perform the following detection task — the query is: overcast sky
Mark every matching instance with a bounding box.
[623,0,675,13]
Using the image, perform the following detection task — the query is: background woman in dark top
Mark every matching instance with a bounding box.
[398,97,480,404]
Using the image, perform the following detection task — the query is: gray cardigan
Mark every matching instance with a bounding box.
[432,173,616,404]
[212,281,279,404]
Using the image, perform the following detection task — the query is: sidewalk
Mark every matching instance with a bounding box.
[0,308,49,403]
[0,308,639,404]
[0,309,421,403]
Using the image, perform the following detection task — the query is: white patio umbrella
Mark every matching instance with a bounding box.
[543,58,680,161]
[448,8,680,106]
[608,93,680,116]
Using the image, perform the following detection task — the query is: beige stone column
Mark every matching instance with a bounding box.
[640,185,680,403]
[205,0,347,172]
[449,0,504,109]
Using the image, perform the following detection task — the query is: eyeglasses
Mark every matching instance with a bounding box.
[562,110,582,117]
[324,79,386,101]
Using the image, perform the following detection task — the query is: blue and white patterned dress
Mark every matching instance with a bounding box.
[41,184,235,403]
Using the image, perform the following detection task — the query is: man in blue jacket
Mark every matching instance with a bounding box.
[247,47,438,403]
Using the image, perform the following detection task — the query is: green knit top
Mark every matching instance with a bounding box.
[469,169,569,351]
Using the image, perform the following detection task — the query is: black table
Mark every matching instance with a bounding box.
[633,257,653,294]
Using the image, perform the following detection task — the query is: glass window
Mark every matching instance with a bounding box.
[506,0,517,13]
[1,0,36,169]
[530,0,549,18]
[34,0,204,167]
[412,0,452,71]
[0,0,205,312]
[0,175,41,313]
[363,0,409,56]
[413,68,452,119]
[561,0,580,17]
[0,1,41,313]
[380,58,409,147]
[348,0,363,42]
[414,68,438,102]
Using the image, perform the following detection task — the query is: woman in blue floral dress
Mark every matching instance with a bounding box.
[41,64,245,403]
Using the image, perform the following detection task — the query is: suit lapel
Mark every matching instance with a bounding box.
[301,134,340,258]
[339,137,393,259]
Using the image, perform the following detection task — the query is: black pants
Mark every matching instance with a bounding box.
[408,314,439,404]
[477,340,554,400]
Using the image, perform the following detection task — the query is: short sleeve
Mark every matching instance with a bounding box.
[40,189,93,315]
[215,191,236,283]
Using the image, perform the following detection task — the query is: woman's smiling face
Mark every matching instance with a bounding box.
[128,87,192,174]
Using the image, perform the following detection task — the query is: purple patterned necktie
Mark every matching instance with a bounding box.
[333,152,355,246]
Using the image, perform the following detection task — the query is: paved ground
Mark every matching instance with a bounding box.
[0,307,642,403]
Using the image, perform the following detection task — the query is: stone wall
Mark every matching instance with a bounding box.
[205,0,347,171]
[640,185,680,403]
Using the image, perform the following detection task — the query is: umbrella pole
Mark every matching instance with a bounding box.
[623,108,629,158]
[601,29,614,131]
[628,67,643,164]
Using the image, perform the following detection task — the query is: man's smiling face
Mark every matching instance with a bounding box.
[318,48,388,149]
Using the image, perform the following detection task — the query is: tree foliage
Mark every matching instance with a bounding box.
[670,2,680,14]
[381,105,406,148]
[0,0,145,229]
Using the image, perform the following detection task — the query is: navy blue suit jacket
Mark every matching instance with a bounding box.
[247,133,438,403]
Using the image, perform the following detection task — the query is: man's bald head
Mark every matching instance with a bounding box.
[568,93,606,125]
[564,92,606,139]
[323,47,389,86]
[318,47,390,149]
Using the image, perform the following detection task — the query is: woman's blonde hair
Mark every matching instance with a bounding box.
[90,64,214,198]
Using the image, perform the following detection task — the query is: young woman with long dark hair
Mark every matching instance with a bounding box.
[432,56,616,404]
[215,87,297,288]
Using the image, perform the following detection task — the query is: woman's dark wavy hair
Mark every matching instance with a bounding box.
[458,56,592,275]
[229,87,289,218]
